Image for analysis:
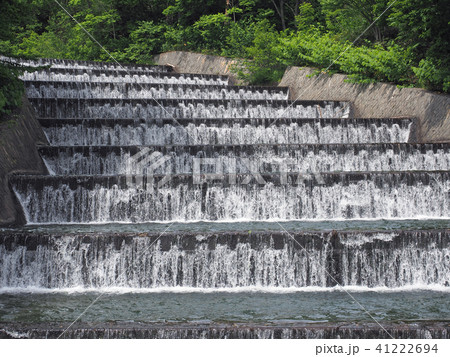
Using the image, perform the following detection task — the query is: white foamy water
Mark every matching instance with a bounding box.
[31,99,350,119]
[0,285,449,295]
[1,230,448,290]
[26,82,288,101]
[43,122,410,145]
[40,145,449,175]
[13,175,450,223]
[2,55,170,73]
[21,71,229,85]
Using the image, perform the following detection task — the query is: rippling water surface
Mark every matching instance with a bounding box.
[0,290,449,324]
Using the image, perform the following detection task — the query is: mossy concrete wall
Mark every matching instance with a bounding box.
[155,52,450,142]
[0,96,48,226]
[280,67,450,143]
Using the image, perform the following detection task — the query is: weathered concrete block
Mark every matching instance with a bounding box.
[154,51,244,85]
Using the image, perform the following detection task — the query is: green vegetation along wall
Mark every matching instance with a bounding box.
[0,0,449,116]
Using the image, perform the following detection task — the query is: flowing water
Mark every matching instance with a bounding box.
[0,59,448,338]
[0,231,449,289]
[38,144,449,175]
[39,118,411,145]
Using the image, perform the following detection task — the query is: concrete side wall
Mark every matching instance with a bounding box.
[154,51,242,84]
[0,96,48,226]
[280,67,450,143]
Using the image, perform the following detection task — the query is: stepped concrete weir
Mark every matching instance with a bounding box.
[1,322,449,339]
[1,230,448,288]
[0,56,448,339]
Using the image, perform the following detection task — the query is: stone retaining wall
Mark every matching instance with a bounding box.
[280,67,450,143]
[154,51,242,84]
[0,96,48,225]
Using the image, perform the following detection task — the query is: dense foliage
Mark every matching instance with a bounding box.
[1,0,449,115]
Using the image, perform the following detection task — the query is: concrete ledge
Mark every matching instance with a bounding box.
[1,321,449,339]
[0,96,48,226]
[280,67,450,143]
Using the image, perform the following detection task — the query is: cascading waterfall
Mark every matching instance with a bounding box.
[21,69,229,85]
[25,82,289,100]
[29,98,350,119]
[38,143,450,175]
[0,231,448,289]
[40,119,411,145]
[2,58,449,339]
[1,55,172,72]
[11,172,449,223]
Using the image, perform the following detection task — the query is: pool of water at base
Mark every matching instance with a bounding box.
[0,290,448,324]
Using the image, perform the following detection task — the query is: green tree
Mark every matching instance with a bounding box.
[114,21,166,63]
[389,0,450,91]
[193,13,231,52]
[0,0,38,116]
[239,20,286,84]
[320,0,393,42]
[163,0,227,26]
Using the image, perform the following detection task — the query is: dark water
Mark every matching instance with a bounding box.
[0,290,448,324]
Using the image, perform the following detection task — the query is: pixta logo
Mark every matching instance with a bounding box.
[192,157,324,185]
[125,148,172,190]
[125,149,325,188]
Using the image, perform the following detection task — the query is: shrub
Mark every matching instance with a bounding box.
[0,60,25,117]
[413,58,450,93]
[114,21,166,64]
[237,20,286,85]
